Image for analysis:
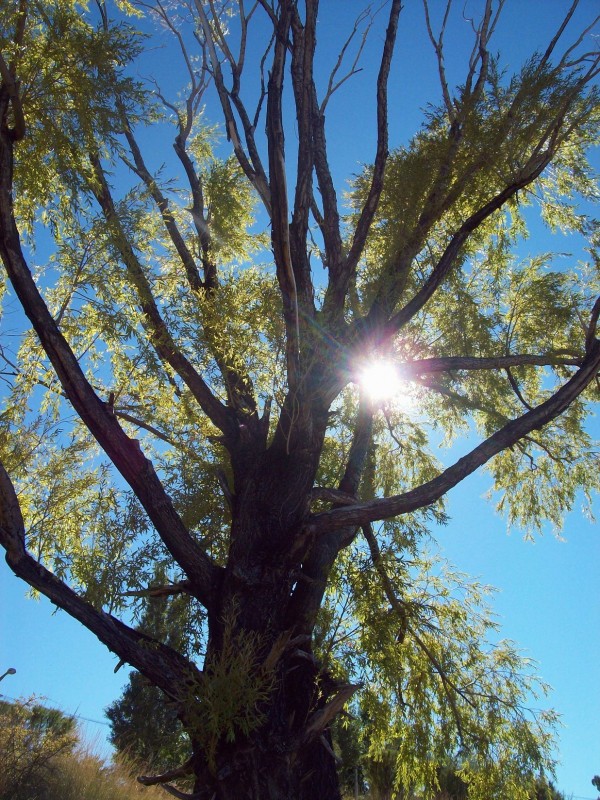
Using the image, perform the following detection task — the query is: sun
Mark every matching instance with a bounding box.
[357,358,414,407]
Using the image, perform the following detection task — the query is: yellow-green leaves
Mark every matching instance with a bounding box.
[336,548,559,800]
[5,2,145,233]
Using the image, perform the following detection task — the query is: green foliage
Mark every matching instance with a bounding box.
[0,697,77,800]
[181,607,276,774]
[0,696,170,800]
[351,70,600,531]
[315,543,559,800]
[0,2,145,233]
[1,3,599,799]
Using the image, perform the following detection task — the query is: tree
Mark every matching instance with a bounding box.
[0,697,77,800]
[106,567,195,773]
[0,696,167,800]
[0,1,599,798]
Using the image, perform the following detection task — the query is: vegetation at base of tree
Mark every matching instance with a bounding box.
[1,1,599,798]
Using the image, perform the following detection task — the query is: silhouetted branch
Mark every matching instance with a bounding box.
[308,340,600,533]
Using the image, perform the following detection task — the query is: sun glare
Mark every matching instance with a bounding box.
[358,358,414,408]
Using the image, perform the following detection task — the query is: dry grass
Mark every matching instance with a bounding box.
[48,747,169,800]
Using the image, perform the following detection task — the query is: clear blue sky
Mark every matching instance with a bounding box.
[1,2,599,798]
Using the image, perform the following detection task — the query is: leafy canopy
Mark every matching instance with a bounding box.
[0,1,599,798]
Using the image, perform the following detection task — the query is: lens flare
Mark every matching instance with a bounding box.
[357,358,414,408]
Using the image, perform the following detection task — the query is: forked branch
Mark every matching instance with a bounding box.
[194,0,271,212]
[308,339,600,534]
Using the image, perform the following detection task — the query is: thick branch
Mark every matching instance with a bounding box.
[338,399,374,499]
[307,339,600,534]
[0,461,202,697]
[267,3,300,381]
[0,127,220,606]
[288,2,318,312]
[404,353,582,375]
[286,399,373,634]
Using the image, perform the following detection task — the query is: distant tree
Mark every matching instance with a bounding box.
[1,2,599,799]
[533,779,565,800]
[331,714,367,798]
[106,567,196,772]
[592,775,600,799]
[0,698,77,800]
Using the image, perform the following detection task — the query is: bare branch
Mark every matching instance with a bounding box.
[404,353,582,375]
[320,4,378,112]
[464,0,502,101]
[541,0,580,66]
[326,0,401,316]
[138,758,195,786]
[300,683,360,741]
[310,487,357,507]
[194,0,271,212]
[113,409,182,446]
[505,367,534,411]
[422,0,455,119]
[121,581,193,598]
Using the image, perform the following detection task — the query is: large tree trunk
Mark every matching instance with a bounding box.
[184,573,344,800]
[181,426,344,800]
[190,653,342,800]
